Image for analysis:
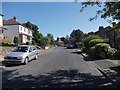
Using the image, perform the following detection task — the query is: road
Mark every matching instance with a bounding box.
[2,47,115,88]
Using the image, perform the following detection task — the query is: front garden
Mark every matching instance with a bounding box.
[82,35,120,60]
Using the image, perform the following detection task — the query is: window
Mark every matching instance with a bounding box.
[21,27,22,31]
[27,36,30,40]
[28,30,31,34]
[32,46,36,51]
[29,47,33,52]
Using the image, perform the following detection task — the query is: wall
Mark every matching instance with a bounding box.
[3,25,19,43]
[0,15,3,26]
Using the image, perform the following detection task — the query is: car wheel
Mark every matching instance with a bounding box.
[34,54,38,60]
[24,57,28,65]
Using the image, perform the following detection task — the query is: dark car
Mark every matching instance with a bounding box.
[67,44,74,49]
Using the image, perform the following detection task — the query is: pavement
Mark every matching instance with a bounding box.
[81,53,120,87]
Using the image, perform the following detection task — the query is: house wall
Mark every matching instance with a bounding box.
[18,25,32,37]
[3,25,19,42]
[0,15,3,26]
[18,25,32,43]
[0,15,3,39]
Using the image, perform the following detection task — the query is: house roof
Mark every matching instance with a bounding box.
[3,19,21,25]
[3,17,34,33]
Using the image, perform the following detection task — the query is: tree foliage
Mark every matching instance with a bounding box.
[80,0,120,29]
[83,35,101,49]
[14,36,19,45]
[70,29,84,44]
[47,33,54,45]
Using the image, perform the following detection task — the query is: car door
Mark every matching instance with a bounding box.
[28,46,34,60]
[32,46,37,58]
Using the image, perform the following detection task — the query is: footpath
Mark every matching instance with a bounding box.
[80,52,120,87]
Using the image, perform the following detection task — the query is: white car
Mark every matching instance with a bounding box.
[4,45,38,65]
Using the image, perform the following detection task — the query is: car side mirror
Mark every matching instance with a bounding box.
[29,50,32,52]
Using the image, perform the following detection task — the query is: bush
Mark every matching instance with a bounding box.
[89,39,104,48]
[83,35,101,50]
[2,38,12,44]
[32,40,37,45]
[2,42,17,47]
[107,48,118,59]
[89,46,95,56]
[14,36,20,45]
[94,43,117,59]
[26,42,31,45]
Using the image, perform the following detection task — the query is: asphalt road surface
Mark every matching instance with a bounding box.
[2,47,115,89]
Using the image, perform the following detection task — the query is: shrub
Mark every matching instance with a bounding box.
[107,48,118,59]
[94,43,117,59]
[32,40,37,45]
[76,42,84,49]
[2,38,12,44]
[14,36,20,45]
[83,35,101,50]
[89,46,95,56]
[89,39,104,48]
[26,42,31,45]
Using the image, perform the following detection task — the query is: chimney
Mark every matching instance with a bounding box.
[13,16,17,21]
[99,26,104,31]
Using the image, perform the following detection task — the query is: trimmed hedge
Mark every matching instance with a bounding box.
[89,39,104,48]
[83,35,101,50]
[94,43,117,59]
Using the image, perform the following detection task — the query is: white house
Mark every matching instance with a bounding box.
[0,14,7,39]
[3,17,33,44]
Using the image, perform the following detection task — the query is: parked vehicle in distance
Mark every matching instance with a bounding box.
[67,44,74,49]
[4,45,38,65]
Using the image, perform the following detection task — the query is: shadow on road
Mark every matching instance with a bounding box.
[110,66,120,76]
[2,69,115,89]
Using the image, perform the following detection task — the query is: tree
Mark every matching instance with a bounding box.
[60,35,70,44]
[47,33,54,45]
[43,36,51,46]
[60,37,65,42]
[14,36,19,45]
[80,0,120,29]
[70,29,84,44]
[83,35,101,50]
[65,35,70,44]
[57,37,59,41]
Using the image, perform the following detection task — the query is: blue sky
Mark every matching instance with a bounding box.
[2,2,110,39]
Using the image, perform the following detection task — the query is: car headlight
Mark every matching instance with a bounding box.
[17,56,23,60]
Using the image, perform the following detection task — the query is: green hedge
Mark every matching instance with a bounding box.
[89,39,104,48]
[94,43,118,59]
[83,35,101,50]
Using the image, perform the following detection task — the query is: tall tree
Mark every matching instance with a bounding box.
[70,29,84,44]
[47,33,54,45]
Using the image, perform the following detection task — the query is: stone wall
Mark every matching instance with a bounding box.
[0,47,14,61]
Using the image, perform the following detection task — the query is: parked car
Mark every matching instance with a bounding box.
[67,44,74,49]
[4,45,38,65]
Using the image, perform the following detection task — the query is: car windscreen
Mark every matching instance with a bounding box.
[12,46,28,52]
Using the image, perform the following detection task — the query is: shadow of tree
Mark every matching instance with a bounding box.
[110,66,120,75]
[2,69,115,89]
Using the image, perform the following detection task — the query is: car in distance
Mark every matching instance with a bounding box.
[4,45,38,65]
[67,44,74,49]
